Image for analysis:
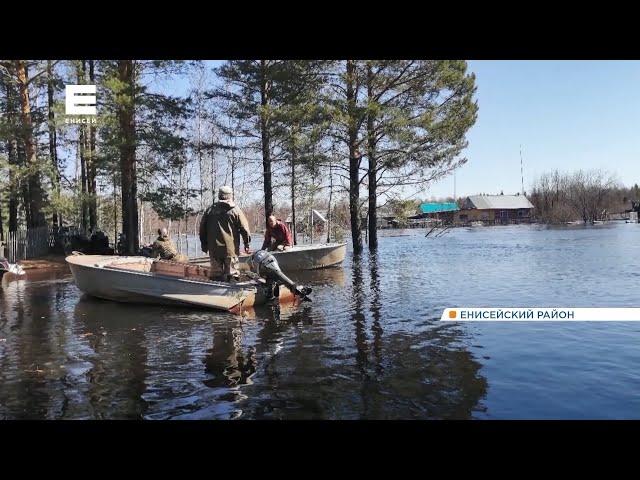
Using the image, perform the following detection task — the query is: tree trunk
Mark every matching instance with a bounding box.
[0,194,3,242]
[231,154,235,192]
[118,60,139,254]
[259,60,274,219]
[327,160,333,243]
[139,198,145,246]
[9,142,18,232]
[290,134,297,245]
[113,171,118,249]
[79,121,88,231]
[195,88,204,213]
[366,64,378,250]
[15,60,46,228]
[209,123,218,204]
[47,60,61,229]
[346,60,363,254]
[17,140,32,227]
[78,60,89,232]
[88,60,98,230]
[5,80,19,232]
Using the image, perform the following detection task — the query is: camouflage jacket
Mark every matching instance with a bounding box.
[152,236,178,260]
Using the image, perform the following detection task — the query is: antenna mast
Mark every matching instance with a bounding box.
[453,168,456,200]
[520,144,524,195]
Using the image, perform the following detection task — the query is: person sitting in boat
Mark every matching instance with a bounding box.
[151,228,187,262]
[199,185,251,282]
[262,215,293,252]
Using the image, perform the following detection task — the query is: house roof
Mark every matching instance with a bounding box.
[419,202,459,214]
[467,195,534,210]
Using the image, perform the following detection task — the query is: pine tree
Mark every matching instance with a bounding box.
[272,60,331,244]
[86,60,98,230]
[46,60,62,229]
[98,60,192,253]
[212,60,298,220]
[324,60,368,253]
[0,65,20,232]
[364,60,477,249]
[13,60,47,228]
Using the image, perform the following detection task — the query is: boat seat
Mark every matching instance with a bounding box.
[151,260,212,281]
[105,261,152,273]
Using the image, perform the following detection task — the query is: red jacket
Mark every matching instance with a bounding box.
[262,220,293,250]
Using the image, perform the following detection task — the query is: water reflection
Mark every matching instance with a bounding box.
[342,252,488,419]
[75,297,149,419]
[291,266,346,288]
[1,239,489,419]
[351,254,370,378]
[369,252,384,379]
[1,271,82,419]
[367,327,489,419]
[1,274,53,418]
[203,321,255,389]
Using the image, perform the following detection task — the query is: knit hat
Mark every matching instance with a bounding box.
[218,185,233,200]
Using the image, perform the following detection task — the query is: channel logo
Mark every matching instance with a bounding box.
[65,84,97,115]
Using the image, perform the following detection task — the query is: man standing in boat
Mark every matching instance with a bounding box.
[262,214,293,251]
[199,185,251,281]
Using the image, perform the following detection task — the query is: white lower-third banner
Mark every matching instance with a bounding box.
[441,308,640,321]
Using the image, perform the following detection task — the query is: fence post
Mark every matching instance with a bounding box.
[4,226,51,262]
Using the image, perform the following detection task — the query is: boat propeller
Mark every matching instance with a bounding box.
[248,250,312,301]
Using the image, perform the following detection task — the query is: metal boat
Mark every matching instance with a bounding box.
[66,254,298,313]
[190,242,347,271]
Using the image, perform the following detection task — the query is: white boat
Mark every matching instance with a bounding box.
[0,257,25,279]
[469,221,484,227]
[190,242,347,272]
[66,254,296,313]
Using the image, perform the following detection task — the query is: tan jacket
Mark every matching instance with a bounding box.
[199,200,251,258]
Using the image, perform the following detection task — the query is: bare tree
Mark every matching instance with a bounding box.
[531,169,619,224]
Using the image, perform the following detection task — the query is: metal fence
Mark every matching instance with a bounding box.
[141,233,202,259]
[3,226,50,263]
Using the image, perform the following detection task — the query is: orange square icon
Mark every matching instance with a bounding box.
[449,310,457,319]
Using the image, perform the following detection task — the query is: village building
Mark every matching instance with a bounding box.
[408,202,459,227]
[376,216,399,229]
[455,194,534,224]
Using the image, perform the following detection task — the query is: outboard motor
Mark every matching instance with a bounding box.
[249,250,312,301]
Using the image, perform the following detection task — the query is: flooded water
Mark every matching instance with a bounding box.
[2,223,640,419]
